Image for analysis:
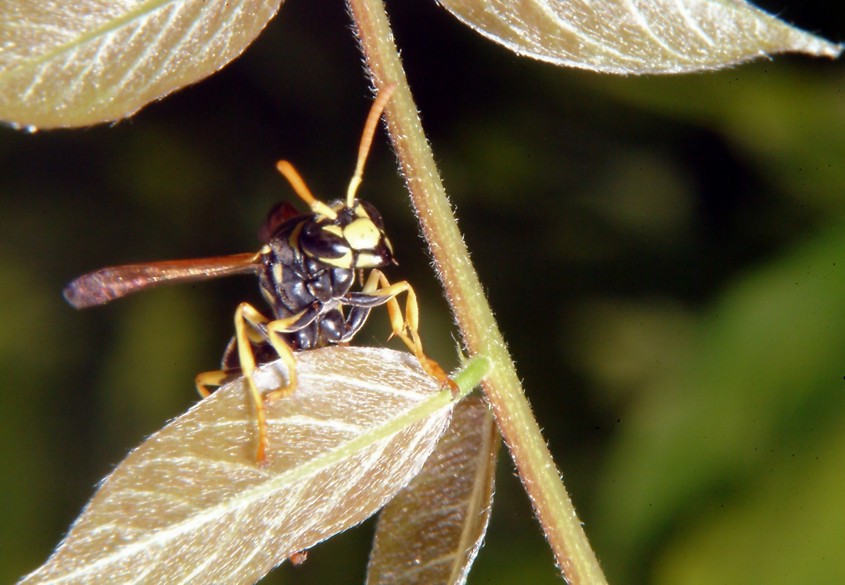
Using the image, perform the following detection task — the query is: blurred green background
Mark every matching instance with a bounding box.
[2,1,844,583]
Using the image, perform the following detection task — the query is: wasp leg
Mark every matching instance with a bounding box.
[195,369,236,398]
[338,299,373,343]
[195,336,276,399]
[234,302,319,464]
[347,270,457,394]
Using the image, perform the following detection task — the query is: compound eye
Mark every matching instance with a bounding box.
[302,223,350,259]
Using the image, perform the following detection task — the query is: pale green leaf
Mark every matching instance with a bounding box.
[367,395,499,585]
[0,0,282,129]
[20,346,454,585]
[437,0,842,74]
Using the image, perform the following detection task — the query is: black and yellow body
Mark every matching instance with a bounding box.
[63,84,453,465]
[255,197,394,353]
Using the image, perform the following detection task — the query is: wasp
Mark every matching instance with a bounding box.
[63,85,454,464]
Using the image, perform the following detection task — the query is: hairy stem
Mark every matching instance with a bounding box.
[346,1,608,583]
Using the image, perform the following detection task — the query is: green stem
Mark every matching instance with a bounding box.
[346,1,608,584]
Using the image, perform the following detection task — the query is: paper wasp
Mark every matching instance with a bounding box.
[63,85,454,464]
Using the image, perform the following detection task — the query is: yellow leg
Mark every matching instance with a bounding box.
[233,303,272,464]
[262,317,301,402]
[232,302,313,464]
[362,270,457,394]
[195,369,235,398]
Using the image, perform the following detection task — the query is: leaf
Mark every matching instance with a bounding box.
[437,0,843,74]
[367,395,499,585]
[0,0,282,130]
[20,346,454,585]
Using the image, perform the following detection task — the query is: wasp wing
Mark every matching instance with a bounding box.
[64,252,261,309]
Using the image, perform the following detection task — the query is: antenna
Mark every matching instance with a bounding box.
[276,160,338,220]
[346,83,397,206]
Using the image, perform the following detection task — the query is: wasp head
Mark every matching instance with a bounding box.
[300,199,395,270]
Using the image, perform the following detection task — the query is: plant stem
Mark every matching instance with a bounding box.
[346,1,608,583]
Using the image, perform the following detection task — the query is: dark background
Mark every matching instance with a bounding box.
[2,1,844,583]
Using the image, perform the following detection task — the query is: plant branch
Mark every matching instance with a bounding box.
[346,1,608,583]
